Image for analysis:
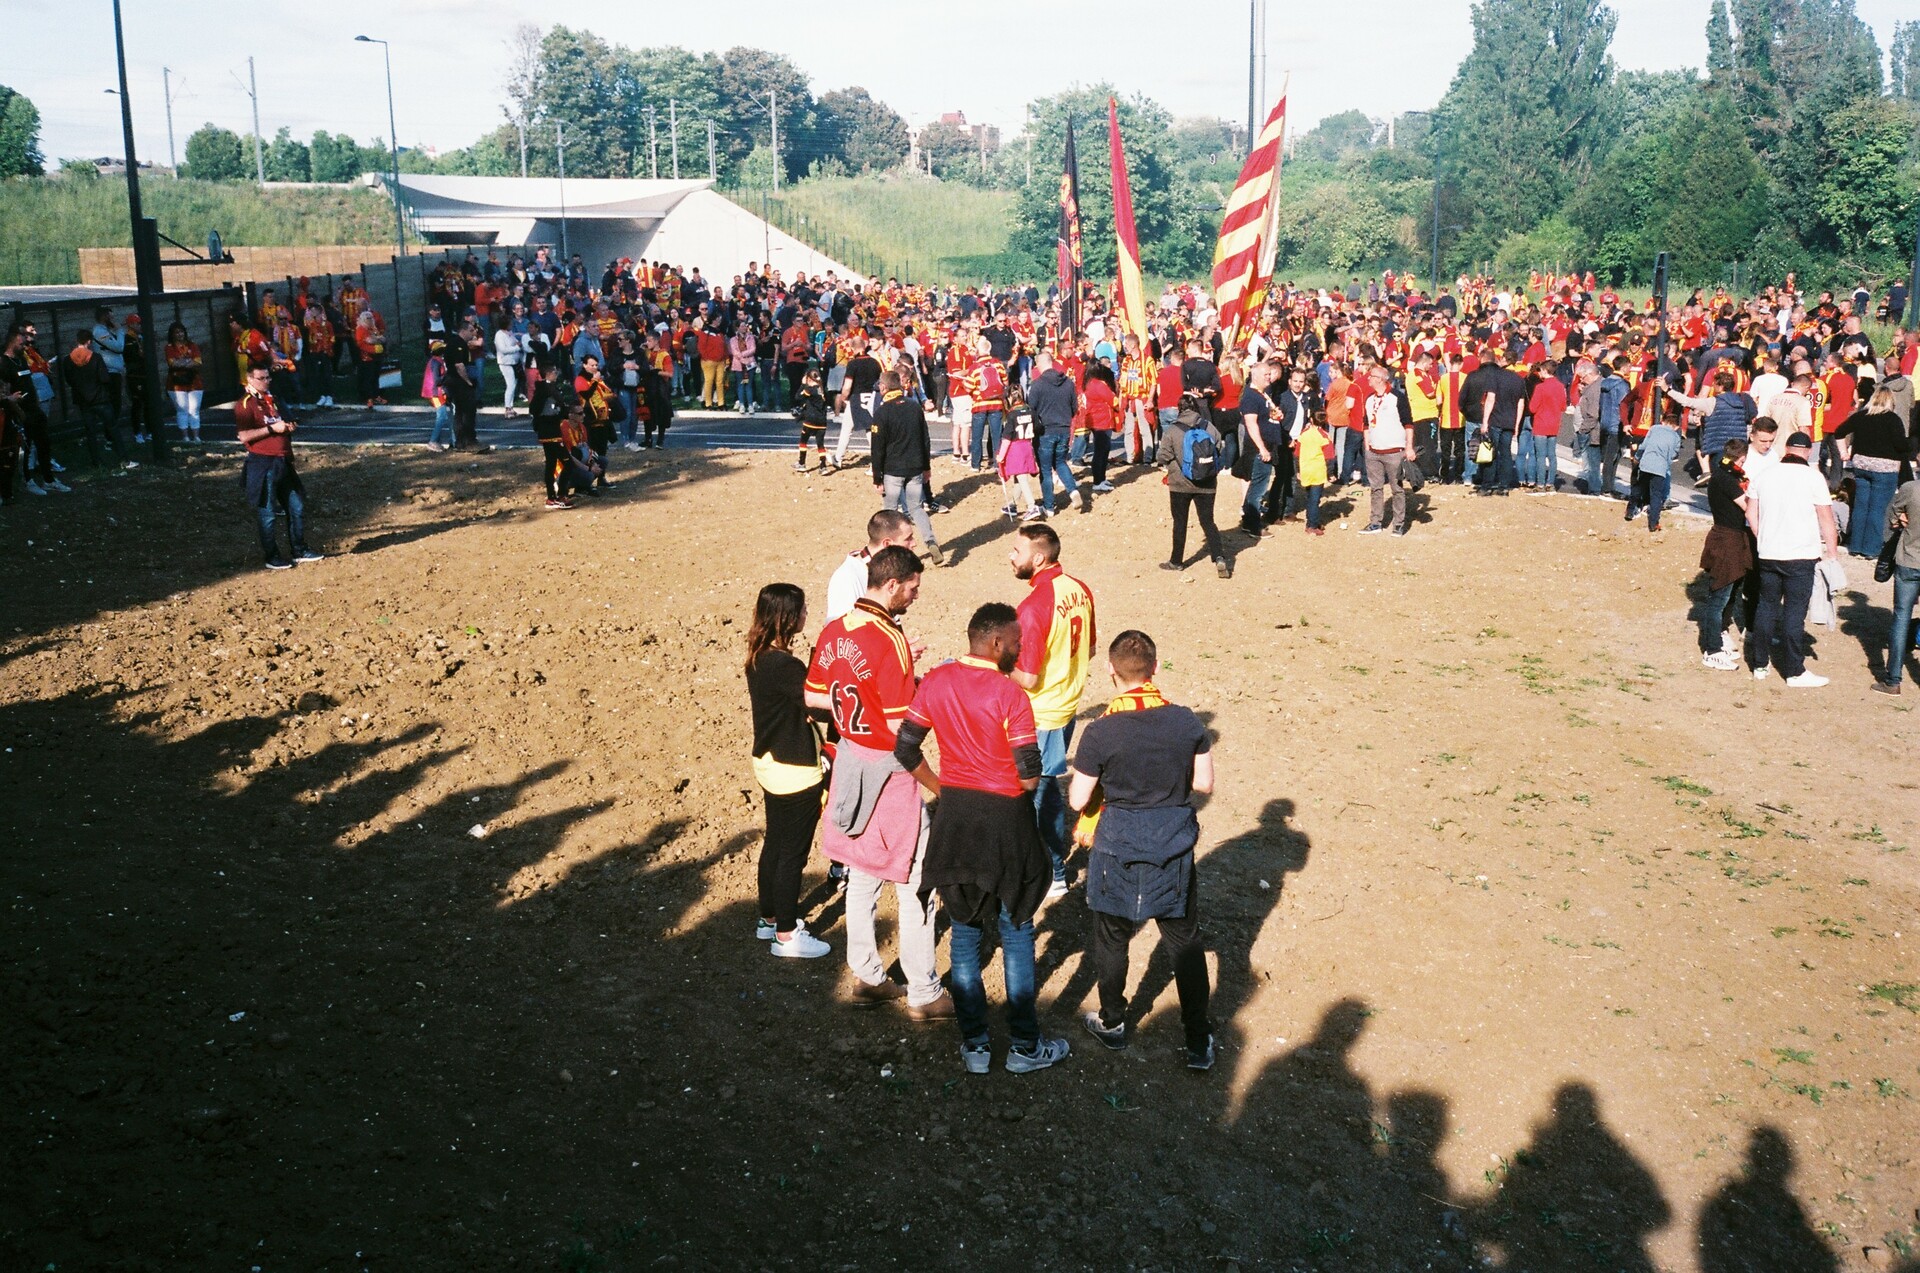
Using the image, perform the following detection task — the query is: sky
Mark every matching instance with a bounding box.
[19,0,1915,168]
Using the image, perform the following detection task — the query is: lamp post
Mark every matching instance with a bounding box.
[111,0,167,463]
[1400,110,1442,298]
[354,35,405,258]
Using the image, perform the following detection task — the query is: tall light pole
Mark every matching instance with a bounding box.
[355,35,406,258]
[1907,210,1920,328]
[162,67,179,173]
[1405,109,1441,298]
[556,120,569,263]
[111,0,167,462]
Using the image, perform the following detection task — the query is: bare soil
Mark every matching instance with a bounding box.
[3,446,1917,1272]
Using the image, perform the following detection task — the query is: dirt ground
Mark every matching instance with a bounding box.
[3,442,1917,1272]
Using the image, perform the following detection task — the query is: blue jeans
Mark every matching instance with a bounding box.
[1339,427,1366,484]
[970,410,1003,469]
[948,904,1039,1049]
[1643,473,1671,530]
[1484,427,1518,490]
[254,475,307,561]
[1036,432,1077,511]
[1033,723,1075,881]
[735,369,757,413]
[428,402,452,446]
[1304,484,1324,528]
[1157,407,1179,432]
[1462,422,1482,483]
[1532,433,1560,488]
[1699,578,1742,652]
[1752,558,1817,678]
[1887,564,1920,686]
[1517,427,1537,483]
[1849,468,1898,558]
[1242,450,1274,524]
[619,389,638,442]
[757,358,780,410]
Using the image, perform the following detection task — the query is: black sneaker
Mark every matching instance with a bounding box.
[264,558,293,571]
[1359,523,1384,535]
[1213,557,1231,578]
[1082,1011,1128,1050]
[1186,1034,1216,1071]
[1391,525,1409,537]
[292,548,324,562]
[1159,560,1184,572]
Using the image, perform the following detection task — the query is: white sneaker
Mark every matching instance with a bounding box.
[23,480,46,496]
[1702,650,1739,671]
[1046,876,1069,899]
[1753,667,1771,680]
[755,918,778,941]
[48,459,65,472]
[1784,671,1828,688]
[624,440,641,452]
[770,930,830,959]
[46,479,71,493]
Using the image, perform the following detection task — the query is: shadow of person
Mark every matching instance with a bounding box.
[1697,1126,1839,1273]
[1224,1000,1474,1266]
[1469,1082,1671,1273]
[1836,591,1892,678]
[1124,796,1310,1054]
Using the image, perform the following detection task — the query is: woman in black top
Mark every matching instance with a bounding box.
[1697,436,1754,668]
[745,583,830,958]
[1832,385,1915,559]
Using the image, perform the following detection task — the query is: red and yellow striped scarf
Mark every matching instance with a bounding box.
[1072,681,1167,842]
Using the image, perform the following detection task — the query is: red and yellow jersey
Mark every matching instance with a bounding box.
[945,342,976,390]
[973,356,1006,404]
[1015,564,1096,731]
[305,315,335,356]
[339,286,368,326]
[1435,368,1466,429]
[1118,353,1154,403]
[805,599,916,752]
[270,321,301,367]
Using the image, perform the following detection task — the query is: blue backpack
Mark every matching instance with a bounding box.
[1180,424,1219,483]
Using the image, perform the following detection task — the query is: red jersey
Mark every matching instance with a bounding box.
[234,387,291,457]
[806,599,916,751]
[1155,364,1183,409]
[902,656,1036,798]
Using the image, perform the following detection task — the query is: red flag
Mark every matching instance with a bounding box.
[1213,91,1288,347]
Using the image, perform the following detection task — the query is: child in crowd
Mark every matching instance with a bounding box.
[423,338,452,453]
[792,369,832,472]
[1294,412,1335,536]
[997,384,1041,522]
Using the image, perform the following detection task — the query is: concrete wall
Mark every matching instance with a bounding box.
[640,189,865,285]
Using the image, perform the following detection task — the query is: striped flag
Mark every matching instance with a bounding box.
[1108,96,1149,349]
[1212,90,1288,347]
[1058,119,1084,339]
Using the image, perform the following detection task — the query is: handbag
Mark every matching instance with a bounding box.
[1473,436,1495,466]
[377,358,403,391]
[1400,455,1426,492]
[1875,532,1901,584]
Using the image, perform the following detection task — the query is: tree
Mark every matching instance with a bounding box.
[816,88,908,173]
[1434,0,1617,254]
[1295,110,1378,163]
[0,84,44,178]
[1655,94,1767,281]
[624,46,727,179]
[264,126,311,182]
[310,131,359,182]
[1809,97,1919,265]
[534,25,639,177]
[1706,0,1734,84]
[1895,21,1920,101]
[183,124,246,181]
[916,119,977,180]
[716,47,816,181]
[503,23,544,138]
[1009,87,1210,282]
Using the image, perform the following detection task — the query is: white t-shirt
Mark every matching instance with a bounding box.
[1748,372,1787,418]
[1748,461,1831,561]
[1743,442,1783,482]
[825,549,872,622]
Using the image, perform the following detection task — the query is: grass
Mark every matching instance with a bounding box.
[0,175,413,286]
[742,174,1024,286]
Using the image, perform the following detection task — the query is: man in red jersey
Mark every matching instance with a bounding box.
[895,602,1067,1074]
[804,545,949,1018]
[234,358,323,570]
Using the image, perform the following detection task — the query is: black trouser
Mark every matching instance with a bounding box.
[0,419,19,500]
[18,406,52,483]
[1092,899,1211,1049]
[588,424,614,484]
[76,402,128,467]
[1169,490,1221,564]
[1089,430,1110,486]
[1439,427,1464,482]
[450,379,478,446]
[356,357,381,401]
[1265,445,1295,521]
[1411,419,1438,478]
[785,363,807,404]
[539,441,585,500]
[1752,558,1817,678]
[759,782,823,933]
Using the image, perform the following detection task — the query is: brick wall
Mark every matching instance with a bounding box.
[78,246,401,291]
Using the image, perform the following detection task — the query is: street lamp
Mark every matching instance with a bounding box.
[354,35,406,258]
[1401,110,1443,299]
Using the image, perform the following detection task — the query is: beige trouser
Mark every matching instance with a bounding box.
[843,806,942,1007]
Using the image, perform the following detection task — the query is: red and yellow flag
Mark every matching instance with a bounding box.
[1108,96,1148,348]
[1212,89,1288,347]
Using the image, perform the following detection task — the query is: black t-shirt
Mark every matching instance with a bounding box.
[845,355,882,397]
[1706,458,1747,529]
[1239,384,1281,451]
[1484,366,1530,431]
[1072,703,1210,810]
